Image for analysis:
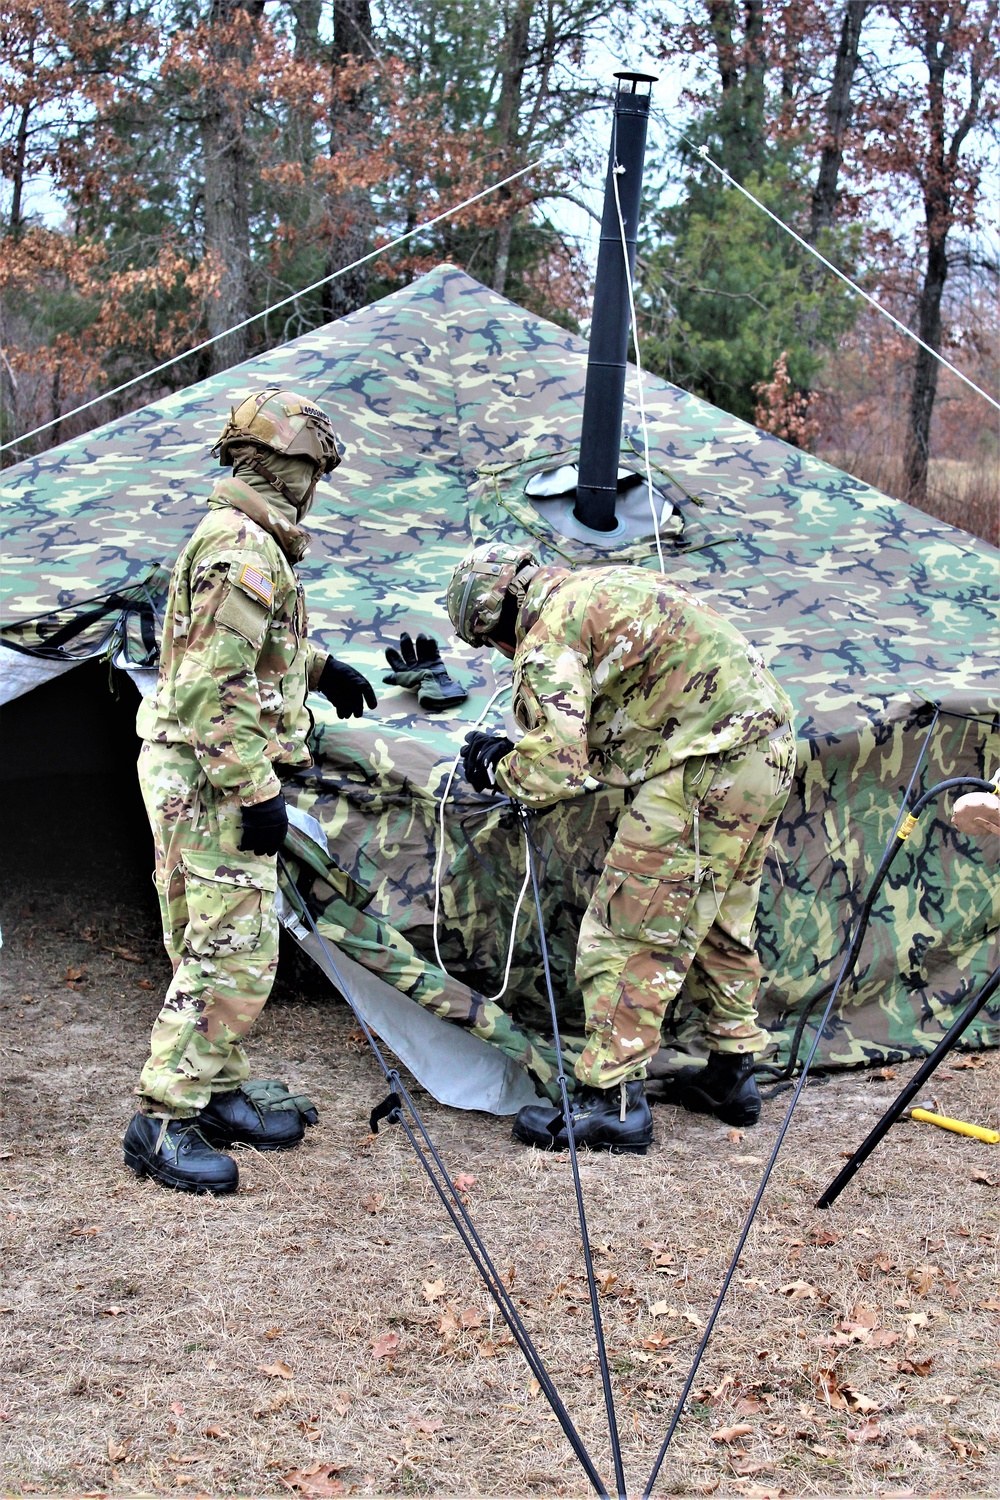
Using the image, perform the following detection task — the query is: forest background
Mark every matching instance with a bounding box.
[0,0,997,543]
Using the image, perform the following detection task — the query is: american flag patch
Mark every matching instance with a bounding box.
[238,563,275,606]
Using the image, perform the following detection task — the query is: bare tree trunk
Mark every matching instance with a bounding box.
[491,0,533,294]
[9,99,32,236]
[904,233,948,501]
[321,0,374,322]
[809,0,869,239]
[902,0,989,503]
[706,0,738,92]
[704,0,764,180]
[742,0,766,176]
[201,0,264,373]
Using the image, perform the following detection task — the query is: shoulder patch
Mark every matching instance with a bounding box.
[217,586,269,647]
[237,562,275,606]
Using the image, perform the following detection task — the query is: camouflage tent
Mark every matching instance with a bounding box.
[2,264,997,1110]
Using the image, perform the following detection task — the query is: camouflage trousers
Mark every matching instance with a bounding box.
[137,740,565,1113]
[575,725,796,1089]
[136,740,281,1116]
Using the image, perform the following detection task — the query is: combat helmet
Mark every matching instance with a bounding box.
[212,387,342,474]
[447,542,539,646]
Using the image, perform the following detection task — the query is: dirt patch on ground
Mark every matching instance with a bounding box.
[2,775,998,1497]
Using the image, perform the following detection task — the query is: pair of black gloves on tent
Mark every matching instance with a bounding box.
[241,633,483,855]
[380,637,514,792]
[318,631,471,719]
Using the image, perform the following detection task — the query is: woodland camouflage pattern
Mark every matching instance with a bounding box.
[2,264,997,1072]
[491,565,795,1086]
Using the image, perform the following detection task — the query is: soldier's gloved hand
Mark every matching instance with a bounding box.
[239,792,289,856]
[383,632,468,711]
[461,730,514,793]
[318,655,378,718]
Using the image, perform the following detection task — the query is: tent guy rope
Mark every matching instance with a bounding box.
[652,112,1000,417]
[0,156,553,458]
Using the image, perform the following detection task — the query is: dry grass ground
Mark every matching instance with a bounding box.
[2,777,999,1499]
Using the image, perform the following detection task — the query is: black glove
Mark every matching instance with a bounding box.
[318,655,378,718]
[239,792,289,856]
[383,632,468,711]
[460,730,515,793]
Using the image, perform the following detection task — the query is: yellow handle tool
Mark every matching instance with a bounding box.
[910,1107,999,1144]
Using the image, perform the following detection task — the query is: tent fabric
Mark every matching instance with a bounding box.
[2,262,997,1097]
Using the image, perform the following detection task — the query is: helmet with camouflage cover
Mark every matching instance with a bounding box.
[447,542,539,646]
[212,387,342,474]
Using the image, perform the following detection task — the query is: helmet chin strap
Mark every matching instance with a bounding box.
[239,452,307,513]
[232,446,320,520]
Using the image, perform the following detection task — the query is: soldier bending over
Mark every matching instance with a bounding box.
[447,544,795,1154]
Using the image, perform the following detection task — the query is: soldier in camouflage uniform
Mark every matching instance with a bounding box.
[124,388,378,1194]
[448,543,796,1152]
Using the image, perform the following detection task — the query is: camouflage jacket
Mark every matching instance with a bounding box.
[136,476,329,806]
[494,565,793,808]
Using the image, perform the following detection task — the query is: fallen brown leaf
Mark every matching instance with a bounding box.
[846,1420,882,1443]
[711,1424,754,1443]
[731,1457,771,1476]
[453,1173,476,1192]
[946,1434,983,1460]
[258,1360,293,1379]
[970,1170,997,1187]
[359,1194,382,1214]
[951,1054,987,1070]
[169,1402,185,1418]
[814,1369,848,1410]
[371,1330,400,1360]
[70,1226,103,1237]
[252,1391,293,1418]
[422,1278,446,1303]
[460,1307,484,1329]
[203,1426,230,1440]
[281,1463,346,1497]
[896,1356,933,1377]
[107,1439,128,1464]
[407,1417,444,1434]
[779,1280,820,1300]
[437,1311,460,1339]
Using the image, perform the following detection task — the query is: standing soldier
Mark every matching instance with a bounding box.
[447,544,795,1153]
[123,389,376,1194]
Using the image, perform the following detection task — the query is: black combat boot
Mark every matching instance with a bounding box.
[123,1113,238,1195]
[197,1087,305,1151]
[513,1080,653,1155]
[662,1051,762,1127]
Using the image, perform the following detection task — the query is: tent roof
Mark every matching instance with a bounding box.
[2,261,996,742]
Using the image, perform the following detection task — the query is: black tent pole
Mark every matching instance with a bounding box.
[815,964,1000,1209]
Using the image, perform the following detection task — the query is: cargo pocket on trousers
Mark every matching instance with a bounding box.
[180,851,278,959]
[597,856,700,948]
